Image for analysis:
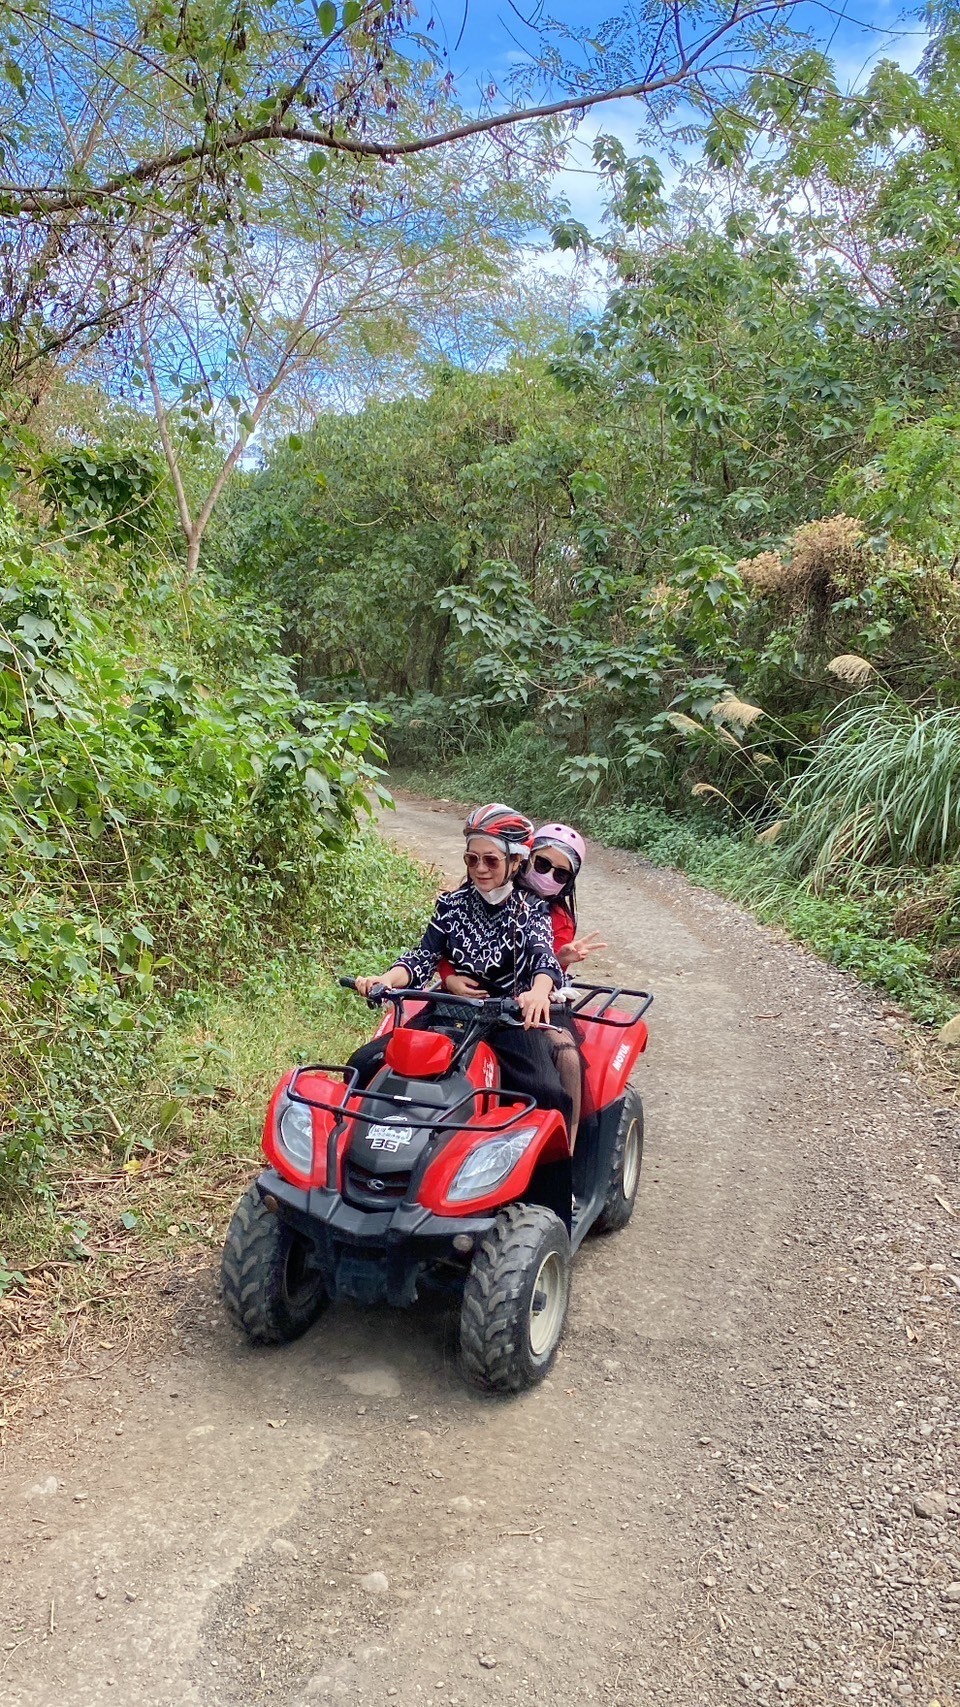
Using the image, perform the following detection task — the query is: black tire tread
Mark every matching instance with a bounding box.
[221,1184,326,1345]
[593,1082,644,1235]
[460,1203,570,1394]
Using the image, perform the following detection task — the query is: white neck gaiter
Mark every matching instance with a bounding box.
[478,881,514,906]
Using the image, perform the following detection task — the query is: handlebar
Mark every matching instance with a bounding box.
[340,974,653,1030]
[340,975,485,1007]
[338,978,572,1026]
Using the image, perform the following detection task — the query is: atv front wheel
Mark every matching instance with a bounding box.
[593,1081,644,1235]
[221,1184,328,1345]
[460,1203,571,1394]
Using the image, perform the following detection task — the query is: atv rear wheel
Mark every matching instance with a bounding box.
[221,1184,328,1345]
[459,1203,571,1394]
[593,1082,644,1235]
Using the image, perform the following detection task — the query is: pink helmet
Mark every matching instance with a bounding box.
[532,823,585,875]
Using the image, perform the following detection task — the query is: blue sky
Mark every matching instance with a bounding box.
[432,0,927,92]
[425,1,929,227]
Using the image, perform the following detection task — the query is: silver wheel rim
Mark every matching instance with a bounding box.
[622,1117,641,1200]
[528,1251,566,1359]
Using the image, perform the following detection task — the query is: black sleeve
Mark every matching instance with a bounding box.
[393,893,450,985]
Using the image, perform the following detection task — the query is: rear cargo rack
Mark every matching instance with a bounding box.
[567,982,653,1028]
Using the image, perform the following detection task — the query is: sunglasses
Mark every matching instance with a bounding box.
[464,850,504,871]
[531,853,572,878]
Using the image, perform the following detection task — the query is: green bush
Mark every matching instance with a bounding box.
[0,514,393,1190]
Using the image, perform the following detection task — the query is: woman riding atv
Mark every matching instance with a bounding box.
[444,822,605,1148]
[352,803,573,1134]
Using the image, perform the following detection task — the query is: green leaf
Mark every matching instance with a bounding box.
[120,1211,138,1231]
[156,1101,181,1137]
[342,0,362,22]
[3,59,26,96]
[551,219,592,254]
[303,766,332,801]
[316,0,337,35]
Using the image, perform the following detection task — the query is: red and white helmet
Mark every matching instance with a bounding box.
[532,823,585,874]
[463,802,534,857]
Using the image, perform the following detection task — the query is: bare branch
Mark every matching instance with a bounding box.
[139,296,194,543]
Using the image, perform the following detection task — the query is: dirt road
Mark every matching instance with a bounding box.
[2,794,957,1707]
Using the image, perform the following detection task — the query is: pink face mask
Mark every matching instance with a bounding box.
[525,864,567,899]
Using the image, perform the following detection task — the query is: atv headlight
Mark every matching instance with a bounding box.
[278,1099,314,1173]
[447,1128,538,1203]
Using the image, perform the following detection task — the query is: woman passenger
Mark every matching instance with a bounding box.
[353,804,572,1132]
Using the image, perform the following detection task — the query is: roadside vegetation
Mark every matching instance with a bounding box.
[5,0,960,1409]
[232,13,960,1029]
[0,469,433,1409]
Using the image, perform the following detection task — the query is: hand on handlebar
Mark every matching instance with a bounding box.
[353,968,409,999]
[517,978,555,1029]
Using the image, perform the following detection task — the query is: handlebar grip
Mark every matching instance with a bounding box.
[339,976,390,1003]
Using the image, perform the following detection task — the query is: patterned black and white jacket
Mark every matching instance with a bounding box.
[393,883,563,999]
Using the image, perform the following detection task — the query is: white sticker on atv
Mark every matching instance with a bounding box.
[613,1044,630,1071]
[484,1057,495,1088]
[367,1123,413,1153]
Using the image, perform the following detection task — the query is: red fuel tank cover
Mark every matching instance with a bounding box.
[384,1027,455,1078]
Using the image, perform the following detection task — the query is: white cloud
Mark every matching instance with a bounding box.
[513,240,612,311]
[830,23,927,90]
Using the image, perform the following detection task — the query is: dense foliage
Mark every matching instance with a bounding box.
[0,481,404,1189]
[227,14,960,1016]
[7,2,960,1223]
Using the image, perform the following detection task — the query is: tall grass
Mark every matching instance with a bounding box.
[781,698,960,881]
[395,722,959,1025]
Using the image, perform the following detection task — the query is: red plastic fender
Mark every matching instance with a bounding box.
[419,1104,569,1216]
[262,1068,344,1190]
[577,1012,649,1119]
[385,1027,456,1077]
[465,1039,499,1093]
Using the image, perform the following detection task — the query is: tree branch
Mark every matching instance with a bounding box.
[0,4,796,216]
[139,298,194,544]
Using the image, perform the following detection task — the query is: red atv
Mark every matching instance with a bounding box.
[221,979,652,1393]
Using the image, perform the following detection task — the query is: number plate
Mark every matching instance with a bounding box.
[367,1122,413,1153]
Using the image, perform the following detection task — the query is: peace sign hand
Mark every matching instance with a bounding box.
[562,930,608,967]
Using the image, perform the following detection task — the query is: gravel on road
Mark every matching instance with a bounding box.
[1,792,956,1707]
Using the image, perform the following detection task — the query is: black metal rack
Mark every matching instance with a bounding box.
[566,982,653,1028]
